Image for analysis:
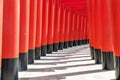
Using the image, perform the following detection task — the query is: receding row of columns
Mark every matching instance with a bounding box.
[88,0,120,79]
[0,0,88,80]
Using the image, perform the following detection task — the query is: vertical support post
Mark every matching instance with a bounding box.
[82,16,87,45]
[53,0,60,51]
[73,13,77,46]
[58,4,65,50]
[0,0,3,79]
[75,13,79,46]
[41,0,49,56]
[93,0,102,64]
[78,16,82,45]
[64,8,69,48]
[2,0,20,79]
[47,0,54,54]
[76,15,80,45]
[35,0,43,59]
[87,0,95,59]
[28,0,37,64]
[19,0,30,71]
[101,0,114,70]
[111,0,120,79]
[68,10,73,47]
[80,16,84,45]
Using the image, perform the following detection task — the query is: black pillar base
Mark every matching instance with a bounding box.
[78,40,82,45]
[85,40,88,44]
[68,41,73,47]
[28,49,35,64]
[81,40,86,45]
[64,42,68,49]
[115,56,120,80]
[53,43,59,52]
[47,44,53,54]
[58,42,64,50]
[41,46,47,56]
[19,53,28,71]
[2,58,19,80]
[90,46,95,59]
[35,47,41,60]
[81,40,84,45]
[94,49,102,64]
[86,39,89,44]
[101,52,114,70]
[73,40,78,46]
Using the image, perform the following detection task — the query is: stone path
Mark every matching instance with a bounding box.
[19,45,115,80]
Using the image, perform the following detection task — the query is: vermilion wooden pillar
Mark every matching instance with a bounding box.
[84,16,89,44]
[81,16,85,44]
[58,4,63,50]
[19,0,30,71]
[68,10,74,47]
[35,0,43,59]
[87,0,95,59]
[80,16,84,45]
[72,13,76,46]
[28,0,37,64]
[41,0,49,56]
[2,0,19,79]
[71,12,75,47]
[57,6,61,48]
[85,16,89,44]
[82,16,87,44]
[47,0,54,54]
[73,13,77,46]
[58,4,65,50]
[67,9,71,47]
[78,15,82,45]
[53,0,60,51]
[111,0,120,79]
[93,0,102,64]
[64,8,69,48]
[0,0,3,79]
[101,0,114,70]
[86,16,89,44]
[77,15,80,45]
[75,13,79,46]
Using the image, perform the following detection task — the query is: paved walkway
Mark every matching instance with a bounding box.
[19,45,115,80]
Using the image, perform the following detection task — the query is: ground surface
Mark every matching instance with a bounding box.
[19,45,115,80]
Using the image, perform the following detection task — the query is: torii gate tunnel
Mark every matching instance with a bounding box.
[0,0,120,80]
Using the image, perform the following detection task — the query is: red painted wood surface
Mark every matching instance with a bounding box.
[0,0,3,67]
[64,8,69,42]
[83,16,87,41]
[69,10,73,41]
[53,0,60,44]
[80,16,84,41]
[101,0,113,52]
[19,0,30,53]
[35,0,43,48]
[89,0,95,47]
[2,0,20,58]
[76,14,80,41]
[73,13,77,41]
[29,0,37,49]
[47,0,54,45]
[78,16,82,41]
[111,0,120,56]
[59,4,65,43]
[87,0,93,47]
[93,0,101,49]
[41,0,49,46]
